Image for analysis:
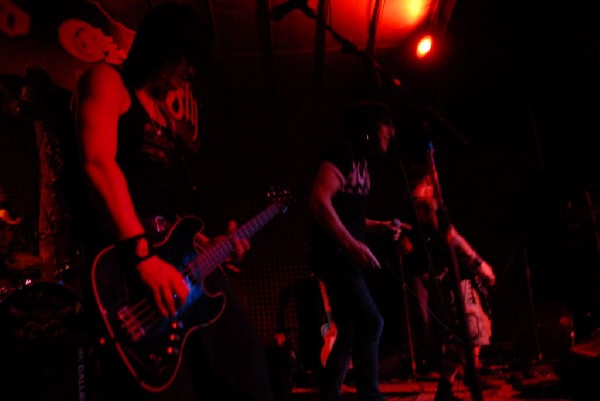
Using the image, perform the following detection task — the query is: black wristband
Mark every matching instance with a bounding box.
[116,233,155,266]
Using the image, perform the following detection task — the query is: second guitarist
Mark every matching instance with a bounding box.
[397,164,496,401]
[72,3,275,401]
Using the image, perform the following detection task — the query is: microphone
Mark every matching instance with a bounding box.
[270,0,308,21]
[392,218,412,231]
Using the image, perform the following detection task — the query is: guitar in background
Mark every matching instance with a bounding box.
[318,279,336,367]
[318,279,354,369]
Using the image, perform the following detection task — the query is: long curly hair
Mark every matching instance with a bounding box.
[342,99,393,154]
[122,2,216,89]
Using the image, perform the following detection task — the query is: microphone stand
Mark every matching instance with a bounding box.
[389,140,438,382]
[426,141,483,401]
[524,245,543,362]
[390,137,456,383]
[288,2,468,145]
[394,242,418,379]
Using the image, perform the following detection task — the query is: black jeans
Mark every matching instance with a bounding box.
[318,267,385,401]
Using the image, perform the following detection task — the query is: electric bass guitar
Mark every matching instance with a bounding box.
[91,191,292,392]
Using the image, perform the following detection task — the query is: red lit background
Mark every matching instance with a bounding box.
[0,0,598,387]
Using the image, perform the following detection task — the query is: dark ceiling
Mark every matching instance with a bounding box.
[2,0,599,175]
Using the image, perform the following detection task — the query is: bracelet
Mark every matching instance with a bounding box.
[116,233,155,266]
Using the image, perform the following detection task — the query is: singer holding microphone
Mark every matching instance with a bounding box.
[308,100,404,401]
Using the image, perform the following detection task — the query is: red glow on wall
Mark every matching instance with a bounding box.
[328,0,432,49]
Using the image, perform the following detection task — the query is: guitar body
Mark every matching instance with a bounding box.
[320,321,337,367]
[92,216,225,392]
[317,279,353,369]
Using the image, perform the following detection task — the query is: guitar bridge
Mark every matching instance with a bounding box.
[117,306,147,342]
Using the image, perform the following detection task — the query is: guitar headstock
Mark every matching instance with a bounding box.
[267,187,294,214]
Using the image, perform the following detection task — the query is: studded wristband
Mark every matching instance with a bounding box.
[117,233,155,266]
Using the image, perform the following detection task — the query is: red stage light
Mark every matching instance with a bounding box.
[415,34,433,58]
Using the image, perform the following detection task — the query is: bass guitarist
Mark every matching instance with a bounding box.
[72,3,274,401]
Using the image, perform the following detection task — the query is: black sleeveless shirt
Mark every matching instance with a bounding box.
[116,87,195,223]
[76,78,197,258]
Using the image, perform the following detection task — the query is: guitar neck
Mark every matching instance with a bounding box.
[318,280,334,325]
[189,202,285,281]
[324,311,334,325]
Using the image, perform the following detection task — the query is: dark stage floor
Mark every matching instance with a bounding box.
[1,295,598,401]
[283,353,599,401]
[287,369,593,401]
[0,342,597,401]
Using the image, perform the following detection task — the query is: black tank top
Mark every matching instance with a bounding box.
[72,68,197,263]
[116,87,195,223]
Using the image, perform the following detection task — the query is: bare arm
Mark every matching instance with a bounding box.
[365,218,403,241]
[75,64,189,316]
[76,64,143,239]
[309,161,380,269]
[448,226,496,285]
